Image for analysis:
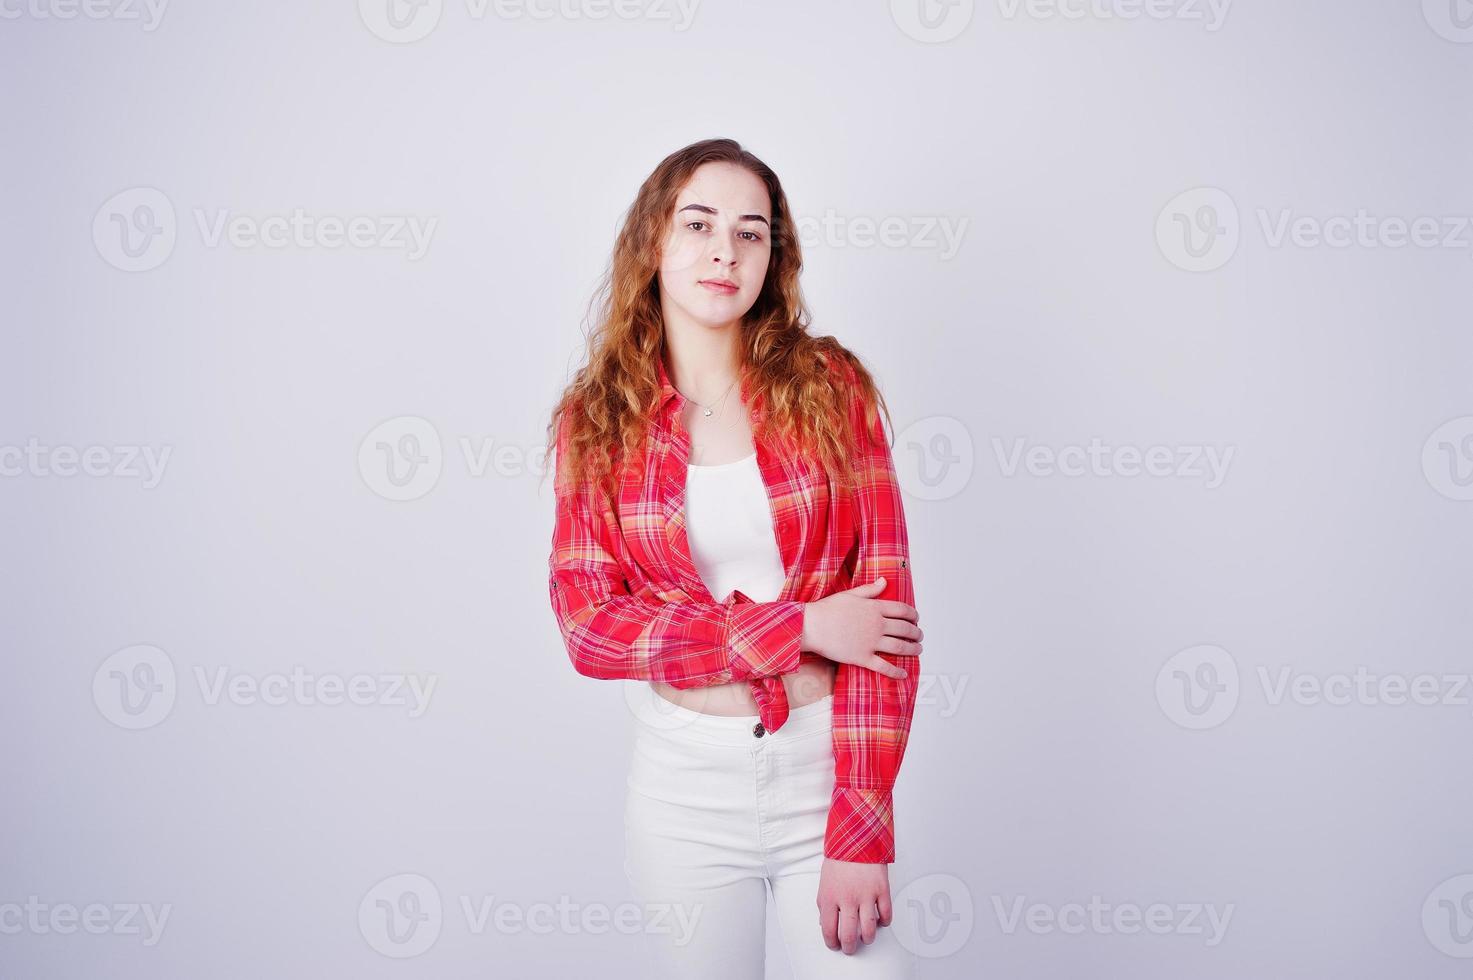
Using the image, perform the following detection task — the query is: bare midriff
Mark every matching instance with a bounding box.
[650,654,835,715]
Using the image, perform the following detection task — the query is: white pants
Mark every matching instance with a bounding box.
[623,682,918,979]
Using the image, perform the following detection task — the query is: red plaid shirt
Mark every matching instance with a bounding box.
[547,352,919,863]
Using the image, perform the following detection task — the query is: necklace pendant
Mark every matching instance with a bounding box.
[703,408,713,417]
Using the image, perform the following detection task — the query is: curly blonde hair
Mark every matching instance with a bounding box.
[544,137,893,501]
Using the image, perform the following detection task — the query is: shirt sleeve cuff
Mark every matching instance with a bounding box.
[725,600,805,681]
[822,786,896,863]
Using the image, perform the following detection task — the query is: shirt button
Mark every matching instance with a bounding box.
[753,722,766,738]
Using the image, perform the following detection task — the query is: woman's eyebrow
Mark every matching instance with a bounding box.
[677,203,770,226]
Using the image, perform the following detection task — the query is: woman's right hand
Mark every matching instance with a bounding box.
[799,577,922,680]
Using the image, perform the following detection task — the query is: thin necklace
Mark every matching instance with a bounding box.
[689,376,738,418]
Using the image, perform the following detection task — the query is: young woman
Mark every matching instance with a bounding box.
[545,138,923,978]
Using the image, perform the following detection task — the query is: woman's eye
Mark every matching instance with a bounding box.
[684,222,762,243]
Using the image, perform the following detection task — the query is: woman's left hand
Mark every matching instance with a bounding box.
[816,857,894,954]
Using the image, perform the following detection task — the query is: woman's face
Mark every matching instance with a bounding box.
[657,161,773,331]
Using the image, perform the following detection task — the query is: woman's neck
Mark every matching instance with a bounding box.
[664,322,742,404]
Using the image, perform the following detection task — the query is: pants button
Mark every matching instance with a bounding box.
[753,722,766,738]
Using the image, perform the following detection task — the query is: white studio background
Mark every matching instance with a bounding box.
[3,1,1472,977]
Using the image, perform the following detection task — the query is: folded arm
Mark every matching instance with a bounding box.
[548,416,805,689]
[824,365,922,864]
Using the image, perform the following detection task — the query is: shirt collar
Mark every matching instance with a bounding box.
[656,353,681,416]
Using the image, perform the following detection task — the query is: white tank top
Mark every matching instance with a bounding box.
[683,451,787,603]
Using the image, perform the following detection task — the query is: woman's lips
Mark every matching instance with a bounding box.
[699,280,738,295]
